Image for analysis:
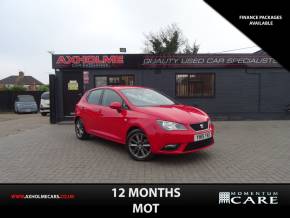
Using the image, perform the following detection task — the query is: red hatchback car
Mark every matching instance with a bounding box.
[75,86,214,161]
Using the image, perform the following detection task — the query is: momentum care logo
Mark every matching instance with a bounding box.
[218,191,278,205]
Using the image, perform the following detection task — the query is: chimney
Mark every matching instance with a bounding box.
[19,71,24,77]
[15,71,24,85]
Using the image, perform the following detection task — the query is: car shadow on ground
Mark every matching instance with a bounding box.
[89,135,213,165]
[90,135,126,151]
[152,151,212,164]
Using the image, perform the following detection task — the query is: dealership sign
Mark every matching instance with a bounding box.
[143,56,278,65]
[218,191,279,205]
[52,54,281,69]
[54,55,124,69]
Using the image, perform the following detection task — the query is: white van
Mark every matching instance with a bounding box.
[40,92,50,116]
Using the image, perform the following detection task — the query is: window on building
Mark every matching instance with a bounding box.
[176,73,215,97]
[95,76,107,87]
[95,75,134,87]
[87,89,103,104]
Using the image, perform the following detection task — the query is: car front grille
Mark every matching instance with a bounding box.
[21,105,36,109]
[190,121,208,131]
[184,137,213,151]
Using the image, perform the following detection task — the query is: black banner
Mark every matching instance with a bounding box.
[204,0,290,71]
[1,184,289,213]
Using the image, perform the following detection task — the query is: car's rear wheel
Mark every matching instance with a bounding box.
[75,118,89,140]
[127,129,153,161]
[41,112,47,116]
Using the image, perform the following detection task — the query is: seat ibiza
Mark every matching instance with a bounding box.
[75,86,214,161]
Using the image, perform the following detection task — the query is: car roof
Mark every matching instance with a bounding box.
[17,94,34,97]
[93,85,146,91]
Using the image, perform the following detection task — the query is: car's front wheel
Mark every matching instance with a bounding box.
[75,118,89,140]
[127,129,154,161]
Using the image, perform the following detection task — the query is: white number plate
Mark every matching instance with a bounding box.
[194,131,211,142]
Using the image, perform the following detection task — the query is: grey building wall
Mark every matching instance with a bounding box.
[137,68,261,114]
[259,69,290,113]
[58,67,290,120]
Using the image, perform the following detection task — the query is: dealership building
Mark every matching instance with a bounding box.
[50,52,290,123]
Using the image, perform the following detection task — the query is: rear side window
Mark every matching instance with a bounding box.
[87,89,102,104]
[101,89,123,106]
[17,95,35,102]
[41,92,49,100]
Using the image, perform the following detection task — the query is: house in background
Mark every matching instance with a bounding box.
[0,71,43,91]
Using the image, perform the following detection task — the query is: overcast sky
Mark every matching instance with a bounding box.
[0,0,259,84]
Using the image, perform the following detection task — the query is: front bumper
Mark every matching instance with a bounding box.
[18,107,38,113]
[149,124,215,154]
[40,107,50,113]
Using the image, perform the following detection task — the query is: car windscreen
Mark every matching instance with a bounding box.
[121,88,175,107]
[41,92,49,100]
[17,95,35,102]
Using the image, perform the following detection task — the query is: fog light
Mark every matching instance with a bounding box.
[163,144,179,151]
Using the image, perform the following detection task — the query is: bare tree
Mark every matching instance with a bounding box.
[183,40,200,54]
[143,24,199,54]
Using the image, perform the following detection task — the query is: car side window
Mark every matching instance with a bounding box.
[87,89,102,105]
[101,89,123,106]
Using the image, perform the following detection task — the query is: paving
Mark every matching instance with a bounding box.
[0,113,289,183]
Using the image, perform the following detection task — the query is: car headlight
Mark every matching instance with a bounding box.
[157,120,187,131]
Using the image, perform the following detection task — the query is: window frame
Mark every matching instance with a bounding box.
[175,72,216,98]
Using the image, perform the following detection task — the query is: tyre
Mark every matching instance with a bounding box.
[41,112,47,116]
[127,129,154,161]
[75,118,89,140]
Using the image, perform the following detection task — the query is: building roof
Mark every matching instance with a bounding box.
[253,49,268,55]
[0,74,43,86]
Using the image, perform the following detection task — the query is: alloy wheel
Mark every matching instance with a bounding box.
[75,119,85,138]
[128,131,151,159]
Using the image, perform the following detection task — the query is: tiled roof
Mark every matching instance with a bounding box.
[0,75,43,85]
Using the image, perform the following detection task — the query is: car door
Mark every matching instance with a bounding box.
[82,89,103,134]
[14,96,19,112]
[98,89,129,142]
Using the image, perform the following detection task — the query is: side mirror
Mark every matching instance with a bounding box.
[110,101,122,110]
